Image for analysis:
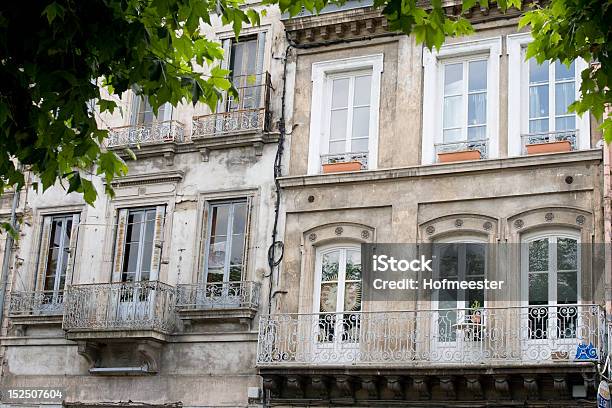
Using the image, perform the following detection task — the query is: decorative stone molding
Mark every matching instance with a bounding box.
[507,207,593,238]
[420,214,498,242]
[110,170,184,188]
[523,376,539,400]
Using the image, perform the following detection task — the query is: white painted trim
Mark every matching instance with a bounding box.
[308,54,384,175]
[507,33,590,156]
[421,37,502,165]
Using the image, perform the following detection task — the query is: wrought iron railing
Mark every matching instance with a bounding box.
[434,139,488,160]
[9,291,64,316]
[192,73,271,137]
[320,152,369,170]
[521,130,578,154]
[62,281,176,333]
[257,304,605,366]
[176,281,261,310]
[106,120,187,148]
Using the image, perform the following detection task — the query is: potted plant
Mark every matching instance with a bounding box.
[469,300,482,324]
[322,159,362,174]
[525,140,572,154]
[437,150,481,163]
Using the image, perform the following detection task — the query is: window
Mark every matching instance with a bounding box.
[307,54,383,174]
[421,38,501,164]
[528,59,576,134]
[36,214,80,303]
[112,206,165,282]
[130,96,172,126]
[315,247,362,344]
[203,201,248,285]
[507,33,590,155]
[523,233,580,339]
[442,60,487,142]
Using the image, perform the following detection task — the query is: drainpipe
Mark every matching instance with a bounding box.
[0,185,21,329]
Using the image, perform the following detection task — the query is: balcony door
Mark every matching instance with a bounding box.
[312,246,362,362]
[521,232,581,360]
[201,200,248,307]
[112,206,165,322]
[432,241,486,363]
[35,214,80,314]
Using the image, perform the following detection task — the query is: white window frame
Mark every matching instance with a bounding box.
[507,33,590,156]
[422,37,501,164]
[308,54,384,175]
[130,93,173,126]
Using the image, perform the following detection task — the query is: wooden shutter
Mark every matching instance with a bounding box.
[149,205,166,280]
[242,197,253,281]
[35,216,53,291]
[63,213,81,287]
[111,209,129,282]
[255,32,266,76]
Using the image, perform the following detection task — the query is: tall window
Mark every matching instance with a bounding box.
[223,34,266,112]
[113,206,165,283]
[316,247,362,343]
[528,59,576,134]
[524,233,579,339]
[37,214,80,301]
[203,201,248,285]
[326,72,372,155]
[442,60,487,143]
[131,97,171,126]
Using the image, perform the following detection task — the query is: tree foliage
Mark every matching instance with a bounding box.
[0,0,610,207]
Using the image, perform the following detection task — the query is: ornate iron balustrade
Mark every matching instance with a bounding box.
[192,73,271,137]
[176,281,261,310]
[9,291,64,316]
[257,304,606,367]
[62,281,176,333]
[521,130,578,154]
[320,152,369,169]
[106,120,187,148]
[434,139,488,160]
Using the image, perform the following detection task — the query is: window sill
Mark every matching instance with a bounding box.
[192,130,280,161]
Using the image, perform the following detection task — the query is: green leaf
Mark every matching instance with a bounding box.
[42,2,65,24]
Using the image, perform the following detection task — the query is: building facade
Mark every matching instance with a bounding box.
[0,1,610,407]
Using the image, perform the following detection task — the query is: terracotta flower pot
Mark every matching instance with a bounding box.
[322,161,362,174]
[526,140,572,155]
[471,313,481,324]
[437,150,481,163]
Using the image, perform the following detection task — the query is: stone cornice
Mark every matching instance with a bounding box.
[111,170,184,187]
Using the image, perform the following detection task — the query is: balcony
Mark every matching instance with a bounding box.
[435,139,488,163]
[321,152,368,174]
[176,281,261,323]
[8,291,64,329]
[106,120,188,164]
[191,73,276,160]
[521,130,577,155]
[257,305,606,401]
[63,281,176,342]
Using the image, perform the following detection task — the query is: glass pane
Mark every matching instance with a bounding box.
[443,128,462,143]
[439,244,458,278]
[555,82,575,115]
[557,238,578,270]
[51,220,62,247]
[529,239,549,272]
[329,140,346,154]
[140,243,152,275]
[529,85,549,119]
[232,203,247,234]
[346,250,361,280]
[557,271,577,304]
[329,109,348,142]
[321,251,340,282]
[229,266,242,282]
[206,269,224,283]
[444,63,463,95]
[344,282,362,312]
[529,119,549,134]
[352,106,370,139]
[230,235,245,265]
[555,116,576,131]
[353,75,372,106]
[320,282,338,312]
[555,60,575,81]
[126,212,142,242]
[122,243,139,273]
[468,60,487,92]
[468,93,486,126]
[529,273,548,305]
[210,205,229,237]
[351,137,368,153]
[331,78,350,109]
[468,126,486,140]
[529,59,549,84]
[443,95,462,128]
[466,243,485,277]
[208,238,227,269]
[144,211,155,243]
